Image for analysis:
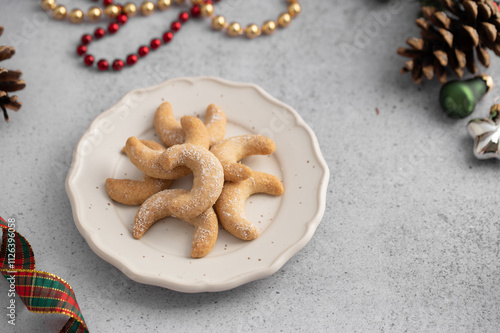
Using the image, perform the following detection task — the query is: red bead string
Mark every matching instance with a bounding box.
[76,0,218,72]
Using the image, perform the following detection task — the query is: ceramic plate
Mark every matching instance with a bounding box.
[66,77,329,293]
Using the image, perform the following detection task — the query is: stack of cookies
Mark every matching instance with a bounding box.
[105,102,284,258]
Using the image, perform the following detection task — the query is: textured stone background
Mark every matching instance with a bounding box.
[1,0,500,332]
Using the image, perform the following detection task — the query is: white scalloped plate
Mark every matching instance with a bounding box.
[66,77,329,293]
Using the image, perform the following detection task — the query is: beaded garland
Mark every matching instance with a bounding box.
[40,0,301,71]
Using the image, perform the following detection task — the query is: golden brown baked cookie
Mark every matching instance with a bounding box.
[124,115,211,179]
[121,139,165,154]
[214,171,284,240]
[134,189,218,258]
[105,175,172,206]
[154,102,226,148]
[159,144,224,219]
[210,135,276,182]
[180,115,210,149]
[154,102,184,148]
[124,136,191,179]
[107,140,171,205]
[204,104,227,147]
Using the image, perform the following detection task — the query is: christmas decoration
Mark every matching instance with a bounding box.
[439,73,493,117]
[0,26,25,122]
[40,0,301,71]
[0,216,88,333]
[397,0,500,84]
[467,103,500,159]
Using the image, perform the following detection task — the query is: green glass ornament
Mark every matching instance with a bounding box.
[439,74,493,118]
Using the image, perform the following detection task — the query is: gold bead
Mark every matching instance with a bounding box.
[190,0,202,4]
[245,24,261,39]
[87,7,102,21]
[262,20,277,35]
[174,0,185,4]
[288,3,301,18]
[52,5,67,20]
[211,15,226,30]
[140,1,155,16]
[157,0,171,11]
[277,13,291,28]
[104,4,120,18]
[69,9,84,23]
[123,3,138,17]
[227,22,243,37]
[41,0,56,11]
[200,3,214,17]
[286,0,298,3]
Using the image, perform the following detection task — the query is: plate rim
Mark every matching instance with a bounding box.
[66,76,330,293]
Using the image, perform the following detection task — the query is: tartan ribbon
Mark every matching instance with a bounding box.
[0,216,88,332]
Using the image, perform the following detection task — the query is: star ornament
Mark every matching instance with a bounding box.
[467,105,500,160]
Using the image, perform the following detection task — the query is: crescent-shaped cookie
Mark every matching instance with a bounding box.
[124,136,191,179]
[158,144,224,219]
[204,104,227,146]
[121,139,165,154]
[124,116,211,179]
[214,171,284,240]
[180,115,210,149]
[105,175,172,205]
[154,102,184,147]
[154,102,226,148]
[107,140,171,205]
[209,135,276,182]
[134,189,218,258]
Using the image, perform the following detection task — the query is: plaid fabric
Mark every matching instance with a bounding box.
[0,216,89,333]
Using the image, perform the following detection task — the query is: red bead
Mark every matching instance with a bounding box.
[94,28,106,39]
[162,31,173,43]
[150,38,161,50]
[84,55,95,66]
[171,21,181,32]
[179,12,190,23]
[190,5,200,18]
[204,0,213,4]
[81,34,92,45]
[112,59,125,71]
[77,45,87,56]
[138,46,149,57]
[117,14,128,24]
[97,59,109,71]
[108,23,119,34]
[126,54,138,65]
[103,0,113,5]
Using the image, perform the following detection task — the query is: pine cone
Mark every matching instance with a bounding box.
[397,0,500,84]
[0,26,25,122]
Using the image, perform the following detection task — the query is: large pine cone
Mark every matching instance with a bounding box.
[397,0,500,84]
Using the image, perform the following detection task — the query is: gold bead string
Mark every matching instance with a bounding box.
[197,0,301,39]
[40,0,187,23]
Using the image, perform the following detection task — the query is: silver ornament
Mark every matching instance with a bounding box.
[467,104,500,160]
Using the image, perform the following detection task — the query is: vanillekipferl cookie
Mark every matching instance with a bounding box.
[214,171,284,240]
[134,189,218,258]
[123,114,211,179]
[154,102,226,148]
[159,143,224,219]
[106,139,172,205]
[210,134,276,182]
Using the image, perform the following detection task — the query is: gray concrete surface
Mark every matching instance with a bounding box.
[1,0,500,332]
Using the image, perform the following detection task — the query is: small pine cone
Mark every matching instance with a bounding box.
[0,26,25,122]
[398,0,500,84]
